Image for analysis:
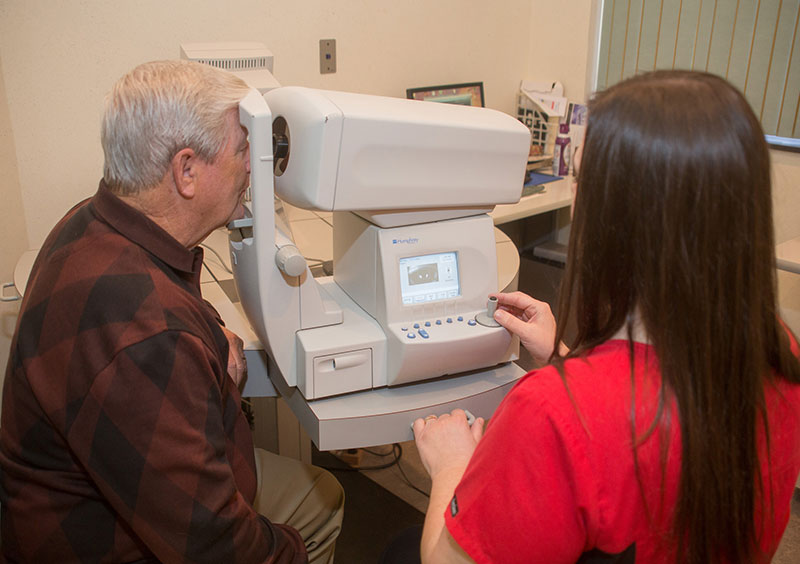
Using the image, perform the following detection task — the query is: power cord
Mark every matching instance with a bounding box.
[201,246,325,278]
[199,240,427,496]
[200,243,233,275]
[322,443,431,498]
[202,261,222,285]
[323,443,403,472]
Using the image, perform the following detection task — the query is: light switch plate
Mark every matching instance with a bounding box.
[320,39,336,74]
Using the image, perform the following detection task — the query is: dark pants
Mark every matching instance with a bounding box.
[378,525,423,564]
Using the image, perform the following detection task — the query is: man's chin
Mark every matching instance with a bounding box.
[219,203,245,227]
[225,203,246,225]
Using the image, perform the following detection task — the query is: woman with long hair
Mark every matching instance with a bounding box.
[413,70,800,563]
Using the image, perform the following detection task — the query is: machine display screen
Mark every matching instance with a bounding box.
[398,251,460,305]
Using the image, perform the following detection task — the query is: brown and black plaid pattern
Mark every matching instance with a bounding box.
[0,182,306,563]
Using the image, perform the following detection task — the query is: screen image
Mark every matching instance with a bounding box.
[399,252,460,305]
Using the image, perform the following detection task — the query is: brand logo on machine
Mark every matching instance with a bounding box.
[392,237,419,244]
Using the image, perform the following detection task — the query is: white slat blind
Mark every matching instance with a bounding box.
[597,0,800,140]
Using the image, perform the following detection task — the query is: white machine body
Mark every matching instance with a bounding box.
[230,86,530,400]
[267,87,529,226]
[332,212,516,388]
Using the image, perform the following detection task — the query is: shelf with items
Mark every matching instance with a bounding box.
[516,90,560,167]
[527,153,554,171]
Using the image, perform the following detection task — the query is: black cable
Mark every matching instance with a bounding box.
[200,243,233,274]
[202,261,221,285]
[363,446,396,457]
[385,443,430,498]
[321,444,402,472]
[321,443,431,498]
[395,457,430,498]
[200,230,427,490]
[201,242,326,280]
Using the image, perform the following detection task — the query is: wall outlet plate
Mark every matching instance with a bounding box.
[319,39,336,74]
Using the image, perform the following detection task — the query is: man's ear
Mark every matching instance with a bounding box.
[171,148,197,199]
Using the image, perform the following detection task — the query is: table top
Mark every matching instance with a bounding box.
[12,249,37,296]
[776,236,800,274]
[13,180,573,300]
[490,177,573,225]
[200,209,522,303]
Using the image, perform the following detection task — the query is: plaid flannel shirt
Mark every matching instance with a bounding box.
[0,181,306,563]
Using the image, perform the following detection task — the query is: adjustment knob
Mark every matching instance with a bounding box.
[475,296,502,327]
[487,296,498,317]
[275,245,306,277]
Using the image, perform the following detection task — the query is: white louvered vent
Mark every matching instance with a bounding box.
[180,42,280,93]
[195,56,271,71]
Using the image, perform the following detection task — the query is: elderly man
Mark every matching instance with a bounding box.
[0,60,343,563]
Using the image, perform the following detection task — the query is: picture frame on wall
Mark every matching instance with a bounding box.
[406,82,485,107]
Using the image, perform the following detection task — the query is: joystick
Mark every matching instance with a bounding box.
[475,296,501,327]
[410,409,476,430]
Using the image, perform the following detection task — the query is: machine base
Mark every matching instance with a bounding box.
[269,359,526,450]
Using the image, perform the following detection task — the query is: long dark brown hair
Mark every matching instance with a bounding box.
[553,70,800,563]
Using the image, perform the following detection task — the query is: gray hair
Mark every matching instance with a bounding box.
[101,60,251,195]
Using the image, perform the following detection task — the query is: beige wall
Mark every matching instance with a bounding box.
[0,0,533,247]
[527,0,598,103]
[0,53,28,378]
[772,150,800,335]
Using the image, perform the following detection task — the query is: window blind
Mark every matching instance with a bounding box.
[597,0,800,140]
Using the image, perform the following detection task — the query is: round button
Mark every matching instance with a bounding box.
[413,323,420,329]
[436,320,442,325]
[407,333,416,339]
[468,319,477,326]
[457,316,464,322]
[401,327,408,332]
[447,318,453,323]
[424,321,431,327]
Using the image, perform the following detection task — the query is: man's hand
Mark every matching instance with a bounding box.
[220,325,247,387]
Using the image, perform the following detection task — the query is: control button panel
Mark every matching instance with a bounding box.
[393,312,501,341]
